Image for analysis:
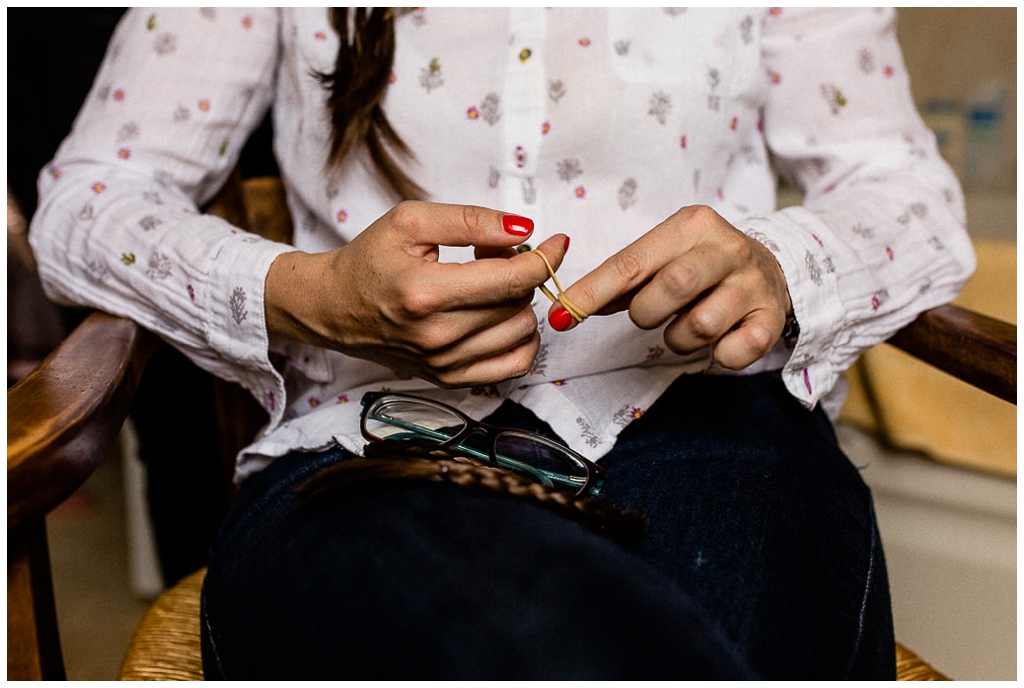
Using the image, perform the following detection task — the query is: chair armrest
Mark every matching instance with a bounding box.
[7,311,160,533]
[887,303,1016,404]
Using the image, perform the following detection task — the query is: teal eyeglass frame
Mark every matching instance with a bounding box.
[359,391,605,495]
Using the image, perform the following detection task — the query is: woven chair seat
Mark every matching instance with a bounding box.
[118,568,206,680]
[115,567,949,681]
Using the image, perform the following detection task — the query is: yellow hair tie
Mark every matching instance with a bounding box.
[532,248,588,324]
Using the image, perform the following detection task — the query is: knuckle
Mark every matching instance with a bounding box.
[688,308,721,340]
[461,204,485,235]
[659,261,700,298]
[610,249,649,287]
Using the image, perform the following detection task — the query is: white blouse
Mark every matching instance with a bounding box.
[30,8,975,483]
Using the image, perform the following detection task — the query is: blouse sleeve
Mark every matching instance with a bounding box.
[28,7,292,425]
[743,7,976,411]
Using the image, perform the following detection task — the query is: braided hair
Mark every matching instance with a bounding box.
[294,439,646,546]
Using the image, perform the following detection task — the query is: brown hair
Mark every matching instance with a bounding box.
[318,8,425,201]
[294,439,646,546]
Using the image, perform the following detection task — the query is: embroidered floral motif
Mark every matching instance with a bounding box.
[198,99,211,113]
[645,345,666,362]
[479,93,501,125]
[142,191,163,205]
[648,91,671,124]
[117,122,140,141]
[618,178,637,210]
[541,121,551,135]
[805,251,823,286]
[514,146,527,169]
[118,148,131,160]
[851,223,874,239]
[548,79,566,103]
[92,182,107,194]
[153,33,176,55]
[146,251,172,280]
[241,15,253,29]
[740,15,754,44]
[680,135,688,149]
[146,14,156,31]
[187,284,195,301]
[614,39,630,56]
[85,259,109,284]
[139,215,162,231]
[229,287,248,324]
[556,158,582,183]
[820,83,847,115]
[576,417,601,448]
[859,49,876,75]
[574,186,586,199]
[613,404,645,427]
[578,38,591,47]
[419,58,443,92]
[120,252,137,265]
[531,343,550,376]
[521,177,537,204]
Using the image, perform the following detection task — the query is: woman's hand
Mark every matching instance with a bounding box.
[266,201,567,388]
[549,205,792,371]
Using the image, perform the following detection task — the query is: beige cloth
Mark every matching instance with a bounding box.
[840,239,1016,478]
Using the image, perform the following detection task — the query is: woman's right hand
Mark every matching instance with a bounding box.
[265,200,568,388]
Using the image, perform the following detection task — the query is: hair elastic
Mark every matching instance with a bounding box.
[532,248,588,324]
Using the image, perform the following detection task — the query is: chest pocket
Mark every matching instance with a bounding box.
[607,8,765,101]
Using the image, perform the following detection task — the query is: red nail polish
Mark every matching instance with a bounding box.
[563,235,571,252]
[549,306,574,332]
[502,214,534,236]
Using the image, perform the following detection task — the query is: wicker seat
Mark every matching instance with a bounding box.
[8,176,1011,680]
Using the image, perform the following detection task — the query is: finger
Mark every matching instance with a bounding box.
[425,305,540,375]
[628,246,738,330]
[428,233,569,311]
[544,230,676,331]
[661,286,745,355]
[430,331,542,388]
[387,201,536,256]
[708,310,782,371]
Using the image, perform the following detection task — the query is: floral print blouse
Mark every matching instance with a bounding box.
[30,8,975,483]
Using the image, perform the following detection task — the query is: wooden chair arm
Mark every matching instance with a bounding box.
[887,303,1016,404]
[7,311,160,534]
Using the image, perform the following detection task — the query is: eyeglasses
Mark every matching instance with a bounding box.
[359,392,605,495]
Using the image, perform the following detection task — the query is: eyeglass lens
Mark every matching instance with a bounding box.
[365,397,589,489]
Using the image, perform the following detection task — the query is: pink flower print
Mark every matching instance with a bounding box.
[812,234,823,247]
[91,182,106,194]
[514,146,527,168]
[388,71,397,84]
[716,187,724,200]
[308,396,321,407]
[578,38,591,47]
[267,391,276,412]
[315,30,327,41]
[336,209,348,223]
[552,379,567,386]
[187,284,195,301]
[803,368,812,394]
[337,394,350,404]
[871,294,881,311]
[730,116,738,131]
[117,148,131,161]
[198,99,211,113]
[241,15,253,29]
[50,167,63,179]
[769,8,783,17]
[885,246,895,261]
[627,407,644,421]
[467,106,480,120]
[574,186,586,199]
[680,135,688,149]
[771,72,782,85]
[823,182,837,194]
[541,121,551,135]
[883,65,895,78]
[112,89,125,102]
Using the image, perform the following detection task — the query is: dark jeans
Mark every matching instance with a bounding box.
[200,373,894,680]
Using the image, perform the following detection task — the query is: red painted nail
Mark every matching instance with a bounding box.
[502,214,534,236]
[563,235,571,252]
[549,306,574,332]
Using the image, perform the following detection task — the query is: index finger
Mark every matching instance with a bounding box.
[429,233,570,311]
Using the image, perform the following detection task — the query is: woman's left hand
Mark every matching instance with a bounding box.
[549,205,792,371]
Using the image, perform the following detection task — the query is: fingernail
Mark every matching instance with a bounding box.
[549,306,575,332]
[563,235,571,252]
[502,214,534,236]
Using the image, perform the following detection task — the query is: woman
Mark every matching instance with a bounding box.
[30,8,974,679]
